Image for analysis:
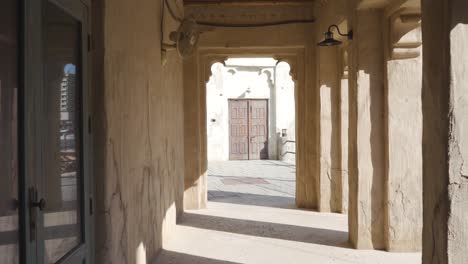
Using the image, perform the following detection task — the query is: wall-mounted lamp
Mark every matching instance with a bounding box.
[318,25,353,46]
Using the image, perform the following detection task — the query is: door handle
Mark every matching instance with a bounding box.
[31,198,46,211]
[29,187,46,211]
[29,187,46,241]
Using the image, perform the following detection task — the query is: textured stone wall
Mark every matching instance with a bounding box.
[385,31,423,251]
[345,0,424,252]
[92,0,185,263]
[314,0,347,214]
[317,0,424,251]
[422,0,468,263]
[318,46,342,213]
[183,53,208,210]
[347,9,386,250]
[339,51,349,214]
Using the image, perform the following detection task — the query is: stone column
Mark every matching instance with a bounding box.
[183,53,207,210]
[266,69,277,160]
[385,13,423,251]
[339,49,349,214]
[294,45,320,209]
[421,0,468,263]
[318,46,342,212]
[347,10,386,249]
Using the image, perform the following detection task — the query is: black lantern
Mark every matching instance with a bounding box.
[318,24,353,47]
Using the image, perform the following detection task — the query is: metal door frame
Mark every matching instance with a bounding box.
[21,0,93,263]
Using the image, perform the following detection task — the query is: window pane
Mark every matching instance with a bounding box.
[42,2,83,263]
[0,0,20,263]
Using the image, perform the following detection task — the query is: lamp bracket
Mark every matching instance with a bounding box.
[327,24,353,40]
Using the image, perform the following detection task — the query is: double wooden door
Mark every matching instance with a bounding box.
[0,0,93,263]
[229,100,268,160]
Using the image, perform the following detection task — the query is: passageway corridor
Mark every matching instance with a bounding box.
[155,161,421,264]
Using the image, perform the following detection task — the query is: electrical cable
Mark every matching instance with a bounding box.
[164,0,184,22]
[161,0,165,46]
[327,24,348,37]
[196,19,315,28]
[161,0,178,50]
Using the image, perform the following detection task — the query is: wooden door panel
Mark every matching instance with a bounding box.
[249,100,268,160]
[229,100,249,160]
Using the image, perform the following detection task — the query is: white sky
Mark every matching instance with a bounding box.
[224,58,278,67]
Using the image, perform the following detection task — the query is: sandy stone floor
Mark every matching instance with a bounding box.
[155,160,421,264]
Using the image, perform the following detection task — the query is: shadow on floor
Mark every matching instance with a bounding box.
[154,250,242,264]
[209,174,295,183]
[260,160,296,169]
[179,213,349,248]
[208,191,296,209]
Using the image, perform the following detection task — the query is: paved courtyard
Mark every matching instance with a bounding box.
[155,160,421,264]
[207,160,296,208]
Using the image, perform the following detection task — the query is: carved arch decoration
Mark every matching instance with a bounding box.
[260,69,275,92]
[388,8,422,60]
[274,56,300,83]
[198,50,303,86]
[203,56,228,85]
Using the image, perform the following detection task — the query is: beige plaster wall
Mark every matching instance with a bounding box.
[385,30,423,251]
[276,62,297,164]
[183,53,208,210]
[422,0,468,263]
[184,3,320,209]
[314,0,348,214]
[339,50,349,214]
[92,0,185,263]
[318,0,423,251]
[317,46,342,213]
[347,8,386,250]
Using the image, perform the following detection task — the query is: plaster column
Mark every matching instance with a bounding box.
[294,45,319,209]
[265,69,277,160]
[340,49,349,214]
[318,46,342,213]
[347,10,386,249]
[385,15,423,251]
[183,53,207,210]
[421,0,468,263]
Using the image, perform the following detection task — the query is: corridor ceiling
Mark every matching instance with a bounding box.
[184,0,312,4]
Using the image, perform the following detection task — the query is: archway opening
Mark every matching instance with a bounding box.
[206,57,297,209]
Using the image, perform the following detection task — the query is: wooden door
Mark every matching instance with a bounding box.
[229,100,249,160]
[229,99,268,160]
[249,100,268,160]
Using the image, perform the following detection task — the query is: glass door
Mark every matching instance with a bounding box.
[39,1,90,263]
[23,0,92,263]
[0,1,91,263]
[0,0,20,263]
